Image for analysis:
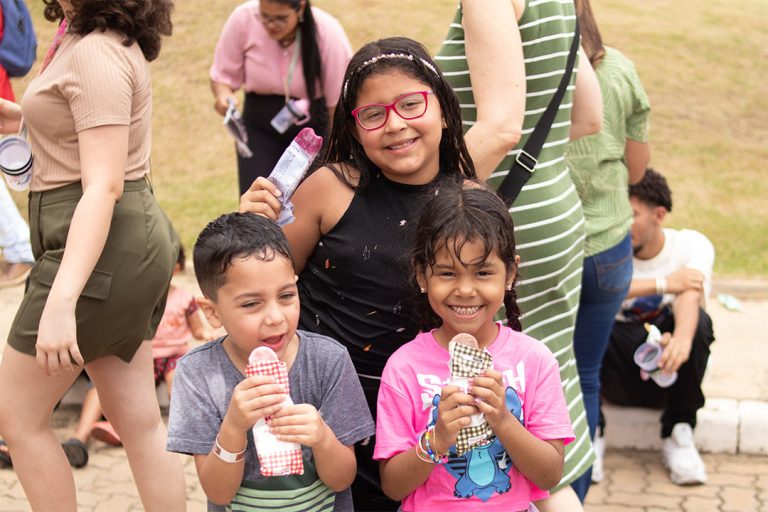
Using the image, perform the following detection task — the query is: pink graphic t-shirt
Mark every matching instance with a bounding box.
[374,325,574,512]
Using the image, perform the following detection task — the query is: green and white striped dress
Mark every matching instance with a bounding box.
[436,0,593,488]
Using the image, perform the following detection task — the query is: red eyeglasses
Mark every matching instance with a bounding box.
[351,91,433,131]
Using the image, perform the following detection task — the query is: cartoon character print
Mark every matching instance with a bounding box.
[428,387,524,502]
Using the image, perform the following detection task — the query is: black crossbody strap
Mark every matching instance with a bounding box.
[497,20,581,206]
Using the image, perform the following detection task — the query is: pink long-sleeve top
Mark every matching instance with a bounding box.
[210,0,352,107]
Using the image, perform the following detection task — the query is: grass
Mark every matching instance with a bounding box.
[7,0,766,276]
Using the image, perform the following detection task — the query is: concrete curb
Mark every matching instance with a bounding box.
[603,399,768,456]
[711,277,768,300]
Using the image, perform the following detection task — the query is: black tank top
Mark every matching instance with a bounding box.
[297,172,431,376]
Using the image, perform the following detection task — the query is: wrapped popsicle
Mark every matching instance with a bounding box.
[448,333,494,455]
[268,127,324,226]
[245,347,304,476]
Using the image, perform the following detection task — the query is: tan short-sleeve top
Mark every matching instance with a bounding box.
[21,29,152,191]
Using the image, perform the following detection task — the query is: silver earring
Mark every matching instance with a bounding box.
[506,285,512,291]
[420,287,427,294]
[298,12,304,22]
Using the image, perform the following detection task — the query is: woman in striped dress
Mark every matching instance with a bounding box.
[436,0,602,508]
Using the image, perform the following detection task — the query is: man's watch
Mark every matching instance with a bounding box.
[213,435,246,463]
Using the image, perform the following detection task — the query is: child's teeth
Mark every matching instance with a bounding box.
[390,140,413,150]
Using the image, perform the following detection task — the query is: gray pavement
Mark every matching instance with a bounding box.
[0,407,208,512]
[585,450,768,511]
[0,273,766,510]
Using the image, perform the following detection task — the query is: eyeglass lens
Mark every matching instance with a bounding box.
[259,13,290,26]
[355,92,429,130]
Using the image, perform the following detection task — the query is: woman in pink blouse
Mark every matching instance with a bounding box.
[210,0,352,195]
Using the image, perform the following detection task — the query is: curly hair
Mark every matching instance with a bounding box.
[324,37,476,190]
[43,0,173,61]
[629,167,673,212]
[410,179,523,332]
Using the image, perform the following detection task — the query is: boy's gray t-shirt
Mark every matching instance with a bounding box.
[167,330,375,512]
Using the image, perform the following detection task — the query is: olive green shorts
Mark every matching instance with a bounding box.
[8,179,180,363]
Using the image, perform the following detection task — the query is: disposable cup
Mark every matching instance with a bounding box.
[633,342,677,387]
[0,136,33,191]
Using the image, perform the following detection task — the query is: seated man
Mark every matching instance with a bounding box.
[601,168,715,486]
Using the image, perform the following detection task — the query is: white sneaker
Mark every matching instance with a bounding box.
[661,423,707,485]
[591,432,605,483]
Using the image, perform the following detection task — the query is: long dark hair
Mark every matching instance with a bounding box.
[411,180,523,332]
[43,0,173,61]
[575,0,605,67]
[271,0,323,115]
[324,36,476,190]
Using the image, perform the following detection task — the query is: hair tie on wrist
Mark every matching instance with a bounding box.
[415,432,433,463]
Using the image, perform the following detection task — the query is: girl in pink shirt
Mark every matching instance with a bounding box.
[210,0,352,194]
[374,182,575,511]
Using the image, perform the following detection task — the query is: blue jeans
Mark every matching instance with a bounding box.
[570,234,633,501]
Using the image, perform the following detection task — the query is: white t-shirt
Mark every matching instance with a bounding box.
[618,228,715,322]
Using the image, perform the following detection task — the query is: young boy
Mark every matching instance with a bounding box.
[167,213,375,511]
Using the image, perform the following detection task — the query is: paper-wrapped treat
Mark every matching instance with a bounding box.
[245,347,304,476]
[448,333,494,455]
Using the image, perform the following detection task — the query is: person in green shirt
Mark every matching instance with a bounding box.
[566,0,651,500]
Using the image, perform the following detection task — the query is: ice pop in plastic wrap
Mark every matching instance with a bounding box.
[451,333,479,350]
[448,333,494,455]
[245,347,304,476]
[268,127,324,226]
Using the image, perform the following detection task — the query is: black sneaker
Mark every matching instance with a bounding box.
[61,438,89,468]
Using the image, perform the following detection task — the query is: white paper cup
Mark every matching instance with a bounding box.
[0,136,33,191]
[633,342,677,387]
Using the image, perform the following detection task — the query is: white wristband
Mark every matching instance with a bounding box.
[655,276,667,295]
[213,435,245,463]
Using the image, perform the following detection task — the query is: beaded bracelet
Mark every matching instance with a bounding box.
[423,427,448,464]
